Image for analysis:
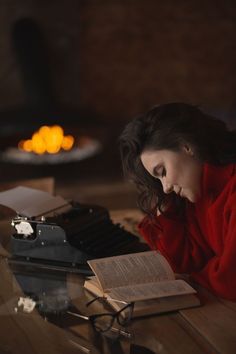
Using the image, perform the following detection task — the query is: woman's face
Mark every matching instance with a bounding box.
[140,147,203,203]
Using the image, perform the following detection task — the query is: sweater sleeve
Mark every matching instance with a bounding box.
[191,193,236,301]
[139,191,236,301]
[138,211,213,274]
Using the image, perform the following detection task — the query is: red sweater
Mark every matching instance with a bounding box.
[138,163,236,301]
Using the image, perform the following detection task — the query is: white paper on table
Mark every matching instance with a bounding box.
[0,186,70,217]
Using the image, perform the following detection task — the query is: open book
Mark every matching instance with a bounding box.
[84,251,201,318]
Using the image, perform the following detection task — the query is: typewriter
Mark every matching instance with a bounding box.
[0,186,148,272]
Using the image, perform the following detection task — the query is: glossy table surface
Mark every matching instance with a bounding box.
[0,209,236,354]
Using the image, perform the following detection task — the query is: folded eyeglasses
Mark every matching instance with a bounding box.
[67,296,134,334]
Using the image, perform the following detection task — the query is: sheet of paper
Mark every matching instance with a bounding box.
[0,186,69,217]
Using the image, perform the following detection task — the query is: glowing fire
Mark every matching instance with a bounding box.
[18,125,75,155]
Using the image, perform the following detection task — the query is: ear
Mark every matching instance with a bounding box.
[182,144,194,156]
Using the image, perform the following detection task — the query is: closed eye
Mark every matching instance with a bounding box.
[161,168,166,177]
[153,165,166,178]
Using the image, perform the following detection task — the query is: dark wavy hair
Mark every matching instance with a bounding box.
[119,102,236,216]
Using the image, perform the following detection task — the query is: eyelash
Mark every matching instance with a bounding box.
[161,168,166,178]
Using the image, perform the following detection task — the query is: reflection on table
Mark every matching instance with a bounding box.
[0,209,236,354]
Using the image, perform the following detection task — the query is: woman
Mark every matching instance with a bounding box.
[119,102,236,301]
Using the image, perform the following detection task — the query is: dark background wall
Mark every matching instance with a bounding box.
[0,0,236,127]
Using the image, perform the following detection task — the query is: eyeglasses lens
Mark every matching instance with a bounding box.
[93,314,114,332]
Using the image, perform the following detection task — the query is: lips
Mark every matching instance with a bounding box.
[175,188,182,196]
[176,188,183,197]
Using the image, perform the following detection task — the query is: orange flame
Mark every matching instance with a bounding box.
[18,125,75,155]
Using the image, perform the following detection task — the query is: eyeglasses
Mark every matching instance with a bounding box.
[67,296,134,334]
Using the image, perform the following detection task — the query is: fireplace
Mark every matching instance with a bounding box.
[1,123,101,165]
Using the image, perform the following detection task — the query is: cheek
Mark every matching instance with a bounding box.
[166,164,181,184]
[184,161,202,190]
[171,157,185,178]
[171,155,201,187]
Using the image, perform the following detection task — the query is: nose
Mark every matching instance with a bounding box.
[162,179,173,194]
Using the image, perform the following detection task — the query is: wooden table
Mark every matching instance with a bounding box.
[65,261,236,354]
[0,209,236,354]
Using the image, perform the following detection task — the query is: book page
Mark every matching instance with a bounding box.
[88,251,175,291]
[108,279,196,302]
[107,293,200,318]
[84,277,104,297]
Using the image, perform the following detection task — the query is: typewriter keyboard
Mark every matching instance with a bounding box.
[48,203,148,258]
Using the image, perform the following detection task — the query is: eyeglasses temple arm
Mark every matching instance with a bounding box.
[67,310,89,321]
